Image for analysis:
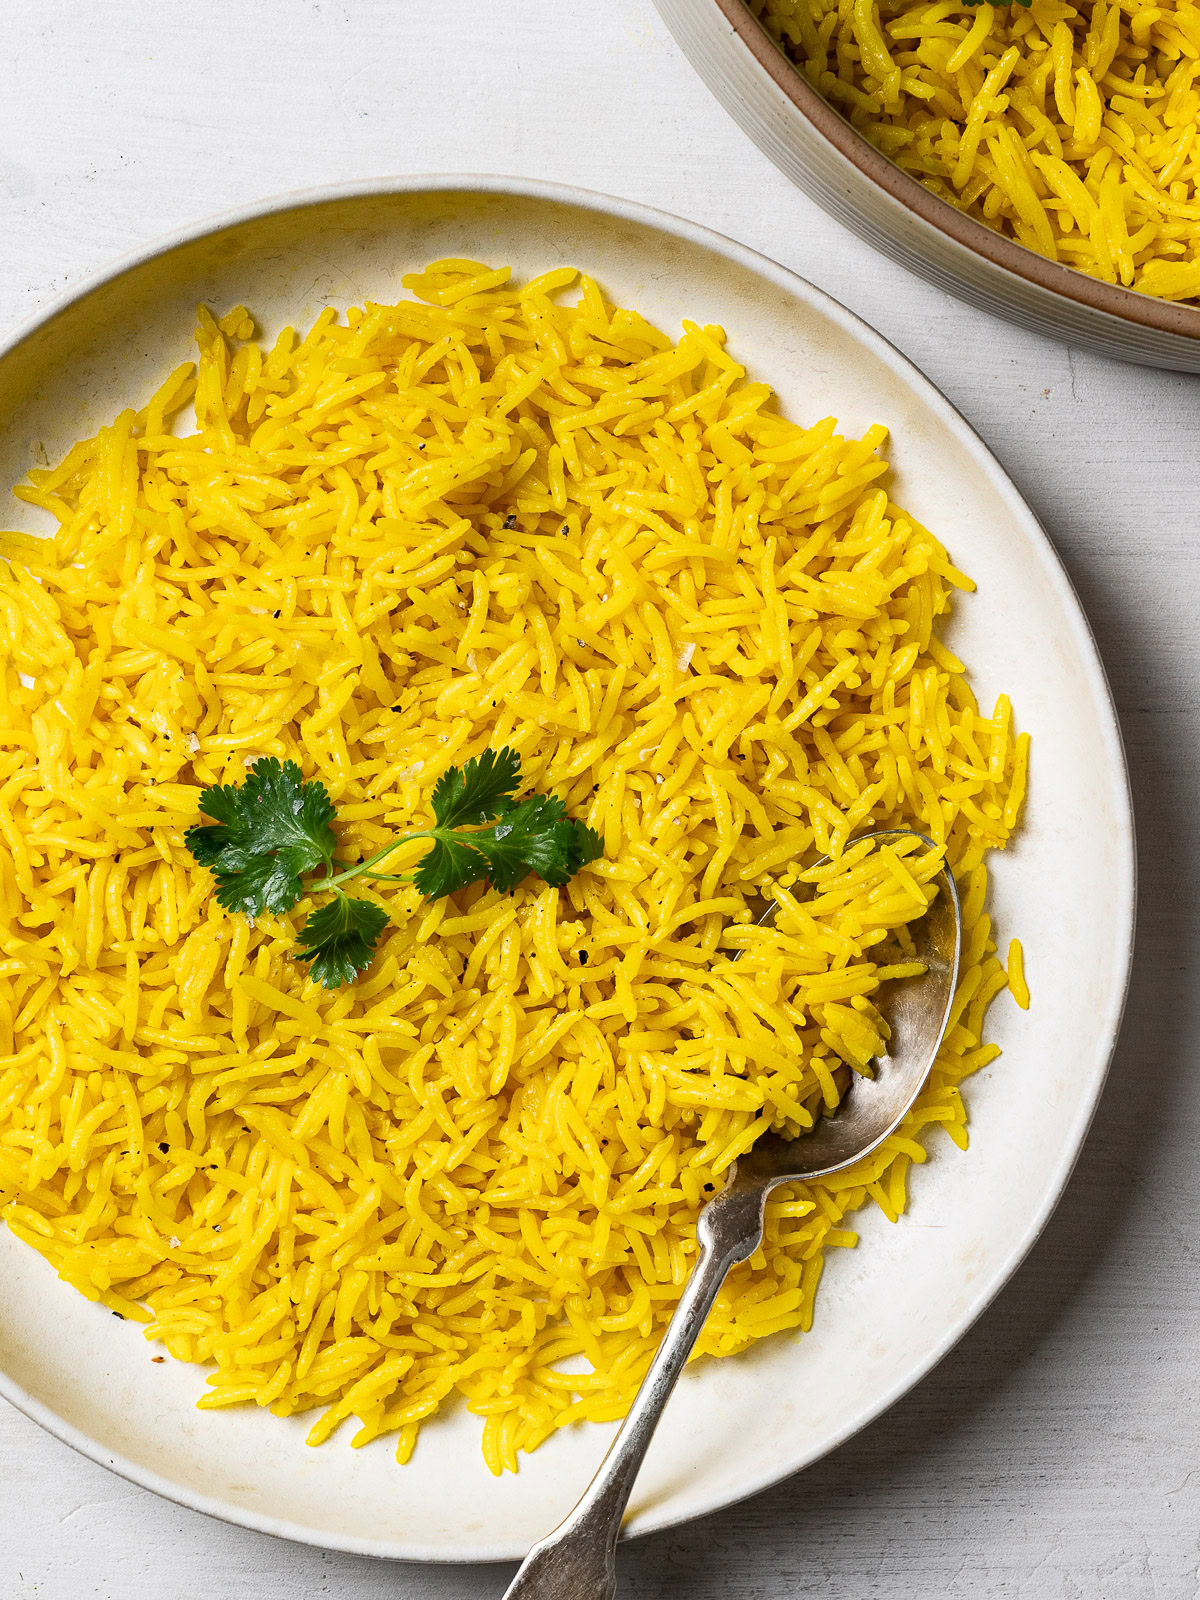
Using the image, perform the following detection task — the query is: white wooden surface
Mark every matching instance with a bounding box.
[0,3,1196,1596]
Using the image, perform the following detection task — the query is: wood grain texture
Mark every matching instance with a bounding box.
[0,2,1196,1595]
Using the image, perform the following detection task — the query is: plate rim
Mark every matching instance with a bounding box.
[0,172,1136,1563]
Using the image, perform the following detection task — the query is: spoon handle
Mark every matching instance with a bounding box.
[501,1182,770,1600]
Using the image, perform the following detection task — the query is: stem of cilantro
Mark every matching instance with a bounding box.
[316,832,433,889]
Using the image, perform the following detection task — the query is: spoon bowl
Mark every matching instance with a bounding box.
[504,829,962,1600]
[737,829,961,1185]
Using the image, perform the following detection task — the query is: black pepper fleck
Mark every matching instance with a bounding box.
[158,1141,169,1153]
[503,515,516,530]
[578,950,589,965]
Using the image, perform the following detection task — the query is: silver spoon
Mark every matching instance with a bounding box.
[502,829,961,1600]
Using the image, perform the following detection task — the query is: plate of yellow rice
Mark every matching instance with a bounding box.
[0,178,1133,1559]
[656,0,1200,371]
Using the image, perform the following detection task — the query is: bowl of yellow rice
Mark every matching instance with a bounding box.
[0,178,1133,1559]
[656,0,1200,370]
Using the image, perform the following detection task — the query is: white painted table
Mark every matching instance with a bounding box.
[0,3,1196,1596]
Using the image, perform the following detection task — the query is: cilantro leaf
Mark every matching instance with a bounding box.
[185,757,336,915]
[203,851,309,918]
[294,894,391,987]
[469,796,604,892]
[429,746,521,830]
[414,759,604,897]
[563,818,605,878]
[412,833,492,899]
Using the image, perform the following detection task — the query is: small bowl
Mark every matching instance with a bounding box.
[655,0,1200,371]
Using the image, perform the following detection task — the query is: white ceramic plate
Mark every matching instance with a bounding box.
[0,177,1134,1563]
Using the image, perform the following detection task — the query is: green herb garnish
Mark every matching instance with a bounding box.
[292,894,392,990]
[185,748,602,987]
[185,760,338,917]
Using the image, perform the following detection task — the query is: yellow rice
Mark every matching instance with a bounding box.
[0,260,1028,1473]
[1007,935,1030,1006]
[751,0,1200,301]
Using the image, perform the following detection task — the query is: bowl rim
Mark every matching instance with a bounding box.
[705,0,1200,340]
[0,172,1136,1562]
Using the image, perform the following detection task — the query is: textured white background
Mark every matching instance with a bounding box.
[0,3,1197,1597]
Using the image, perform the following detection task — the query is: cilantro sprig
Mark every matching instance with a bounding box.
[185,748,602,987]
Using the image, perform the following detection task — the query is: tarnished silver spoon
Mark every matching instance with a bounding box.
[502,829,961,1600]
